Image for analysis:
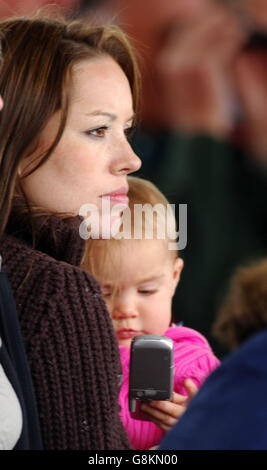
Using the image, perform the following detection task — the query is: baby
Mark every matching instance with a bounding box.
[82,176,220,450]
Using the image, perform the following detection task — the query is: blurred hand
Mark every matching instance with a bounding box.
[234,51,267,165]
[140,378,198,433]
[157,3,244,137]
[243,0,267,30]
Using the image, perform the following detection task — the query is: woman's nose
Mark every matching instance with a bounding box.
[111,139,141,176]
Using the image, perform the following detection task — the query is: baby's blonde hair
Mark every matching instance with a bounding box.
[81,176,178,279]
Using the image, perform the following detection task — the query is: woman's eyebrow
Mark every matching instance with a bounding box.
[85,111,135,122]
[85,111,116,120]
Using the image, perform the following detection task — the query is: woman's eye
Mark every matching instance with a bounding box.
[124,126,135,140]
[87,126,108,138]
[86,125,135,140]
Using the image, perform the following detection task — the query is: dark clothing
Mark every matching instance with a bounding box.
[1,212,131,450]
[159,328,267,450]
[133,130,267,357]
[0,267,42,449]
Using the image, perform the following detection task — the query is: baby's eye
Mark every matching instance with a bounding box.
[101,287,113,298]
[102,292,111,298]
[138,289,157,296]
[86,126,108,138]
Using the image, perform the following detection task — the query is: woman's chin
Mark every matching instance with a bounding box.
[80,207,128,240]
[99,213,126,239]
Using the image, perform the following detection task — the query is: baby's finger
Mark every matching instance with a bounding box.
[184,379,199,399]
[142,399,186,421]
[170,391,189,405]
[148,419,174,433]
[140,402,180,428]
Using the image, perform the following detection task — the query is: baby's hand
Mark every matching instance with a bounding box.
[140,379,198,432]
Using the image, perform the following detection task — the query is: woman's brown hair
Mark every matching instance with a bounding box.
[0,13,140,235]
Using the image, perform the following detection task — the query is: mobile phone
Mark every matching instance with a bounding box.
[128,335,174,421]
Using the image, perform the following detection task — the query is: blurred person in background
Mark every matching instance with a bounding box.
[90,0,267,357]
[0,0,79,18]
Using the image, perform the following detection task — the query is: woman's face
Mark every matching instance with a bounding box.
[20,55,141,226]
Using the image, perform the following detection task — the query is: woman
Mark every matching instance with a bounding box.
[0,14,141,449]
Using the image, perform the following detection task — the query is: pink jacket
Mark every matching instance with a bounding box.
[119,326,220,450]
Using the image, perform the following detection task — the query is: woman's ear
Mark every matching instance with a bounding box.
[172,257,184,295]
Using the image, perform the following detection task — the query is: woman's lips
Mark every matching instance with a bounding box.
[116,329,144,340]
[100,186,129,205]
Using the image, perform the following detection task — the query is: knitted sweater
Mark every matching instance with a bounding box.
[119,326,220,449]
[1,212,131,450]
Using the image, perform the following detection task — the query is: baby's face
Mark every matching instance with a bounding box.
[95,239,183,348]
